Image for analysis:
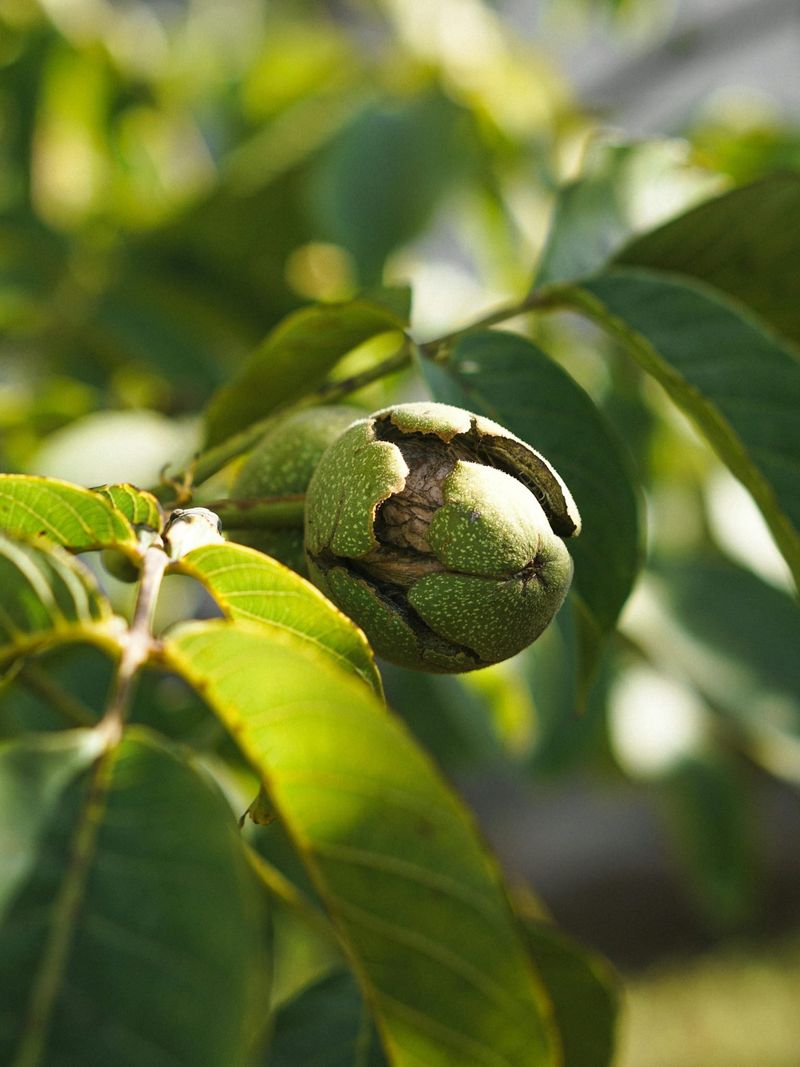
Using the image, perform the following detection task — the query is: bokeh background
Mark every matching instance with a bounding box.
[1,2,799,1063]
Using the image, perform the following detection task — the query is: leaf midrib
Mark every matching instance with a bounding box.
[11,742,115,1067]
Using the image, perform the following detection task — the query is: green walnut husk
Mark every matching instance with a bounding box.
[304,401,581,673]
[228,405,360,573]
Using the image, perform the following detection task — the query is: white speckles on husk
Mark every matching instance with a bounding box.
[229,405,359,572]
[304,420,407,559]
[303,401,581,673]
[233,406,360,499]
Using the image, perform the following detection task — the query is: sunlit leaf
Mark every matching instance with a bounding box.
[0,728,266,1067]
[617,172,800,346]
[0,475,135,552]
[422,331,642,685]
[571,269,800,587]
[0,534,116,669]
[165,619,559,1067]
[174,542,382,696]
[91,484,162,530]
[526,921,620,1067]
[204,298,407,445]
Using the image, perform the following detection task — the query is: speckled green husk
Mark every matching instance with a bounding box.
[304,401,581,673]
[228,405,360,573]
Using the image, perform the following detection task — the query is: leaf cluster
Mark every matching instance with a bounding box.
[1,5,799,1065]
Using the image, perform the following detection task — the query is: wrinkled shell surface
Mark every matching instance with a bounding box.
[304,401,580,672]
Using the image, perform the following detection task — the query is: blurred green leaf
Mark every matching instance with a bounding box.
[204,298,407,446]
[0,216,67,331]
[91,484,162,530]
[523,596,611,777]
[689,118,800,186]
[0,645,116,741]
[174,542,382,696]
[573,269,800,587]
[268,970,387,1067]
[637,559,800,745]
[307,95,473,285]
[141,167,310,344]
[526,921,620,1067]
[617,173,800,347]
[357,284,413,324]
[165,619,560,1067]
[0,534,115,668]
[87,272,243,402]
[657,754,757,929]
[0,475,135,552]
[0,728,266,1067]
[380,662,506,773]
[533,140,718,288]
[422,330,642,686]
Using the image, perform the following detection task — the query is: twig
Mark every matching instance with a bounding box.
[418,287,567,360]
[309,341,413,402]
[96,545,168,748]
[209,495,306,530]
[153,339,415,501]
[156,291,570,502]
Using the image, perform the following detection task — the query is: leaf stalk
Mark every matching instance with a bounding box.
[98,545,168,747]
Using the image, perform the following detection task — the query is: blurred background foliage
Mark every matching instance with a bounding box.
[1,0,799,1063]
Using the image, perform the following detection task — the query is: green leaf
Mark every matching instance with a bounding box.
[632,559,800,744]
[0,475,135,552]
[173,542,382,696]
[307,94,471,285]
[657,755,756,929]
[0,217,68,331]
[0,534,116,669]
[0,646,107,736]
[91,484,162,530]
[268,970,387,1067]
[90,262,256,399]
[522,596,607,777]
[533,139,718,288]
[525,922,619,1067]
[421,331,642,684]
[204,298,407,446]
[381,664,505,773]
[572,269,800,587]
[616,172,800,347]
[357,285,413,325]
[165,619,559,1067]
[0,728,266,1067]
